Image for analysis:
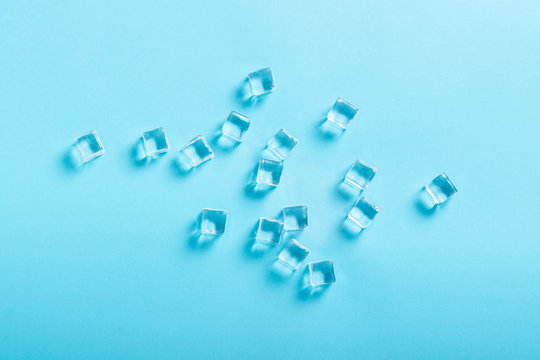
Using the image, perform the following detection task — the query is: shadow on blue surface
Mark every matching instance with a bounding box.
[413,189,438,216]
[296,266,330,302]
[130,138,168,168]
[60,145,83,173]
[185,216,220,250]
[233,78,270,108]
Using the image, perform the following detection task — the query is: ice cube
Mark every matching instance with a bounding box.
[142,127,169,157]
[344,197,379,234]
[309,260,336,287]
[282,205,308,230]
[248,68,275,96]
[200,208,227,236]
[266,129,298,160]
[278,239,310,270]
[74,130,105,163]
[255,217,284,245]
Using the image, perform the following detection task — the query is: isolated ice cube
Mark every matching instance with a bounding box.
[282,205,308,230]
[255,159,283,187]
[278,239,310,270]
[222,111,251,143]
[309,260,336,287]
[341,160,377,196]
[425,173,457,205]
[200,208,227,236]
[327,98,358,130]
[248,68,275,96]
[74,130,105,163]
[344,197,379,234]
[142,127,169,157]
[180,135,214,169]
[255,217,284,245]
[266,129,298,160]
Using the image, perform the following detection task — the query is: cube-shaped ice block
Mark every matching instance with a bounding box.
[200,208,227,235]
[278,239,310,270]
[425,173,457,205]
[344,160,377,190]
[327,98,359,130]
[282,205,308,230]
[346,197,379,231]
[267,129,298,160]
[255,159,283,187]
[142,127,169,157]
[222,111,251,142]
[309,260,336,287]
[248,68,275,96]
[255,217,284,245]
[181,135,214,168]
[74,130,105,163]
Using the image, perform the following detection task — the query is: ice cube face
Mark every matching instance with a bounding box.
[425,173,457,205]
[344,160,377,190]
[282,205,308,230]
[278,239,310,270]
[142,127,169,157]
[256,159,283,187]
[347,197,379,230]
[200,209,227,235]
[255,217,283,245]
[181,136,214,167]
[327,98,359,130]
[267,129,298,160]
[309,261,336,287]
[248,68,275,96]
[74,130,104,163]
[222,111,251,142]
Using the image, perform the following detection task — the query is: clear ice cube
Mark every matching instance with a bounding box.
[222,111,251,142]
[266,129,298,160]
[343,160,377,191]
[309,260,336,286]
[345,197,379,233]
[74,130,105,163]
[425,173,457,205]
[200,208,227,235]
[326,98,359,132]
[278,239,310,270]
[248,68,275,96]
[282,205,308,230]
[180,135,214,168]
[255,217,284,245]
[255,159,283,187]
[142,127,169,157]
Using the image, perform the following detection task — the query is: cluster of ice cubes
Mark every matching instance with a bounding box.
[70,67,458,295]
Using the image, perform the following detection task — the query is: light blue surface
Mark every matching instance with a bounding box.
[1,1,539,359]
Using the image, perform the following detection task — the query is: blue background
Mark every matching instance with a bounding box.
[1,1,539,359]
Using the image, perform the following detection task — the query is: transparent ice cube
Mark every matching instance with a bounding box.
[425,173,457,205]
[200,208,227,235]
[266,129,298,160]
[248,68,275,96]
[282,205,308,230]
[309,260,336,287]
[278,239,310,270]
[344,197,379,233]
[222,111,251,143]
[74,130,105,163]
[343,160,377,191]
[180,135,214,169]
[327,98,358,129]
[142,127,169,157]
[255,159,283,187]
[255,217,284,245]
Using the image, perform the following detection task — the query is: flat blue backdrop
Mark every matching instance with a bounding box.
[1,1,539,359]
